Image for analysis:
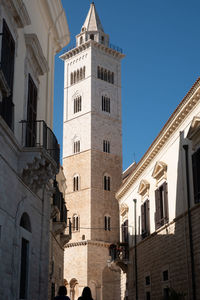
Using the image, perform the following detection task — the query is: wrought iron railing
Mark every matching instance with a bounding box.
[109,242,129,261]
[20,120,60,169]
[62,41,123,54]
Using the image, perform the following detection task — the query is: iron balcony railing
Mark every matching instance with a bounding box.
[109,242,129,262]
[20,120,60,169]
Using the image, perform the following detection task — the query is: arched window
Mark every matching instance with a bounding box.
[103,140,110,153]
[74,96,82,114]
[80,68,83,80]
[80,36,83,45]
[111,72,114,84]
[108,71,111,83]
[104,215,111,231]
[101,36,105,44]
[20,213,31,232]
[83,66,85,78]
[74,71,76,84]
[77,69,80,82]
[101,68,104,80]
[102,96,110,113]
[90,34,94,40]
[74,140,80,153]
[73,215,79,231]
[104,69,107,81]
[73,175,79,191]
[104,175,110,191]
[71,73,74,85]
[97,66,101,79]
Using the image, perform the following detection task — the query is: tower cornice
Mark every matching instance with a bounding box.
[59,40,125,61]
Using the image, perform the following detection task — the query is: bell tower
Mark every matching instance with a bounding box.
[61,3,124,299]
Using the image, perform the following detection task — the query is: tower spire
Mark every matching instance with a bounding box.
[82,2,104,32]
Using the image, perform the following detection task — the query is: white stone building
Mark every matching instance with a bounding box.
[0,1,70,299]
[60,3,124,300]
[111,79,200,300]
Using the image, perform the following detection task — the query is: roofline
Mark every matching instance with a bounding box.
[116,77,200,199]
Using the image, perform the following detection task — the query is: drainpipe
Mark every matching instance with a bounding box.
[133,199,138,300]
[183,145,196,300]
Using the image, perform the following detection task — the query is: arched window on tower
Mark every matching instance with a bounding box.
[102,96,110,113]
[80,36,83,45]
[111,72,114,84]
[73,175,80,191]
[77,69,80,82]
[83,66,86,78]
[90,34,94,40]
[73,140,80,153]
[104,175,111,191]
[80,68,83,80]
[97,66,101,79]
[73,214,79,231]
[101,68,104,80]
[103,140,110,153]
[108,71,111,83]
[104,215,111,231]
[74,71,77,84]
[74,96,82,114]
[104,69,107,81]
[71,73,74,85]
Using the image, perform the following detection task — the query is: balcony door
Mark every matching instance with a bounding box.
[26,75,37,147]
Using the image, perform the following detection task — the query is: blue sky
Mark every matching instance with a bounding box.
[54,0,200,171]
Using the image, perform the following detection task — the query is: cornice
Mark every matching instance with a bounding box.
[60,40,125,61]
[116,78,200,200]
[65,240,111,248]
[3,0,31,28]
[25,34,49,76]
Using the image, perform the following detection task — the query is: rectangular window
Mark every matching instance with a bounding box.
[104,176,110,191]
[146,291,151,300]
[0,19,15,130]
[163,270,168,281]
[74,96,82,113]
[102,96,110,113]
[192,148,200,203]
[141,200,150,238]
[145,275,151,286]
[19,238,29,299]
[155,182,168,229]
[122,220,128,243]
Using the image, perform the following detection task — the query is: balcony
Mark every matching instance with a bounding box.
[51,182,72,246]
[108,242,129,273]
[19,120,60,192]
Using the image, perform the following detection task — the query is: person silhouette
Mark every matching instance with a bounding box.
[54,285,70,300]
[77,286,94,300]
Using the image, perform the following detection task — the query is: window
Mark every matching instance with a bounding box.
[26,75,38,147]
[73,215,79,231]
[80,36,83,45]
[141,200,150,238]
[73,175,79,191]
[101,36,104,44]
[155,182,168,229]
[102,96,110,113]
[0,19,15,130]
[19,238,29,299]
[104,216,111,231]
[192,148,200,203]
[90,34,94,40]
[71,73,74,85]
[104,175,110,191]
[71,67,85,85]
[121,219,128,243]
[97,66,114,84]
[74,96,82,114]
[145,275,151,286]
[74,140,80,153]
[51,283,55,300]
[103,140,110,153]
[163,270,168,281]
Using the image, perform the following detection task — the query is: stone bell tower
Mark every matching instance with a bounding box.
[60,3,124,299]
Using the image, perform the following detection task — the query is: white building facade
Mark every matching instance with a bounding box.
[61,3,124,300]
[112,79,200,300]
[0,1,70,299]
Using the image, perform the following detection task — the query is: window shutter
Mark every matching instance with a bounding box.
[146,199,150,235]
[163,182,169,222]
[141,204,145,235]
[155,189,161,229]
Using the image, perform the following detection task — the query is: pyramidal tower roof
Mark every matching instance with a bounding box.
[82,2,104,32]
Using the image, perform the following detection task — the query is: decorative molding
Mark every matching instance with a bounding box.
[152,161,167,186]
[187,116,200,149]
[138,179,150,196]
[65,240,110,249]
[60,40,125,61]
[120,203,129,217]
[25,34,49,76]
[3,0,31,28]
[116,78,200,199]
